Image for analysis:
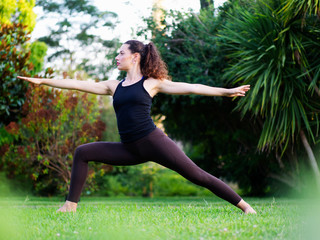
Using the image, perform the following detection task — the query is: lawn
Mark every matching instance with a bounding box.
[0,196,316,240]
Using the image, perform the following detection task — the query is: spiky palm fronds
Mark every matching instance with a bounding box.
[219,0,320,153]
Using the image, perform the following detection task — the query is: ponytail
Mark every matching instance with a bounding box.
[124,40,170,80]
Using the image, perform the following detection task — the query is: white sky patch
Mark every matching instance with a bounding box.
[91,0,226,42]
[31,0,227,79]
[32,0,227,41]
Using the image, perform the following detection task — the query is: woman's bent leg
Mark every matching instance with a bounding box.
[66,142,144,203]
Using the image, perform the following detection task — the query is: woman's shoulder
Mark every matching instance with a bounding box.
[98,79,121,96]
[144,77,163,88]
[143,77,172,97]
[99,79,121,88]
[145,77,169,84]
[107,79,121,84]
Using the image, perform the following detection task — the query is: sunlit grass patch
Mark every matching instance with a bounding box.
[0,196,304,240]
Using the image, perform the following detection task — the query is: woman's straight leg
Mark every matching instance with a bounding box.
[132,128,242,206]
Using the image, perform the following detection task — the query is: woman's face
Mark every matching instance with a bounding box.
[115,44,137,71]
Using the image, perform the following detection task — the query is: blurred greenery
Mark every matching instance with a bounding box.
[28,41,48,75]
[0,0,36,32]
[92,164,212,198]
[137,0,320,195]
[1,0,320,199]
[137,1,274,195]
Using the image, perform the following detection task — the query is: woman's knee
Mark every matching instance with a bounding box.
[73,145,88,162]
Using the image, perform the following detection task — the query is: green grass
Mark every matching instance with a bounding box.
[0,196,315,240]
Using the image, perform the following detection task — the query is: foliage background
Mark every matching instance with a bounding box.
[1,0,320,198]
[138,0,320,195]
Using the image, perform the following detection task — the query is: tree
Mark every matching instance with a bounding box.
[220,0,320,188]
[138,2,282,195]
[280,0,320,186]
[200,0,214,10]
[0,0,36,32]
[34,0,120,80]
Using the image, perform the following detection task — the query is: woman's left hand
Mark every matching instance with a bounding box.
[227,85,250,97]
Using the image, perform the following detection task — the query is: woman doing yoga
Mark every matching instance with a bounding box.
[18,40,256,214]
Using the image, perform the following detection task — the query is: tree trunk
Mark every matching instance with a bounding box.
[300,130,320,190]
[200,0,213,10]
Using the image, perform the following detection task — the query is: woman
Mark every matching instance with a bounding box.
[18,40,256,214]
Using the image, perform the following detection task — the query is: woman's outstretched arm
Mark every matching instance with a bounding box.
[156,80,250,97]
[17,76,118,95]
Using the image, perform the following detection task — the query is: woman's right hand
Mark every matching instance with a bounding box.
[17,76,42,85]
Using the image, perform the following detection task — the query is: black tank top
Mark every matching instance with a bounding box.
[113,76,156,143]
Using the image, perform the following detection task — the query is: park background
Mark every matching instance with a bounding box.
[0,0,320,239]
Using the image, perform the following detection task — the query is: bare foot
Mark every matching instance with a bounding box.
[56,200,78,213]
[243,205,257,214]
[236,199,257,214]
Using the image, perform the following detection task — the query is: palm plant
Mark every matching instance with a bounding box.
[219,0,320,188]
[280,0,320,25]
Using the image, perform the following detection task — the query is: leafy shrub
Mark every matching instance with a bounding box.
[95,163,159,197]
[0,23,32,127]
[0,82,107,196]
[0,23,48,127]
[95,163,213,197]
[28,41,48,75]
[153,169,212,197]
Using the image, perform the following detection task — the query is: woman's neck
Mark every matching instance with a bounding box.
[125,66,143,83]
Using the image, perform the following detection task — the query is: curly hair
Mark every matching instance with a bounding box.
[124,40,170,80]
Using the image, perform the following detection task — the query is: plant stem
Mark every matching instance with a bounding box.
[300,130,320,190]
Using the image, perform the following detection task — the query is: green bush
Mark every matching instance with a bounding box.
[103,176,130,197]
[153,169,212,197]
[94,163,213,197]
[28,41,48,75]
[94,163,159,197]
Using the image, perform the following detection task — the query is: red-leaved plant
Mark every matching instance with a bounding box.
[1,82,108,196]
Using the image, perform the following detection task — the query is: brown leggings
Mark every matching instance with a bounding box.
[67,128,242,205]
